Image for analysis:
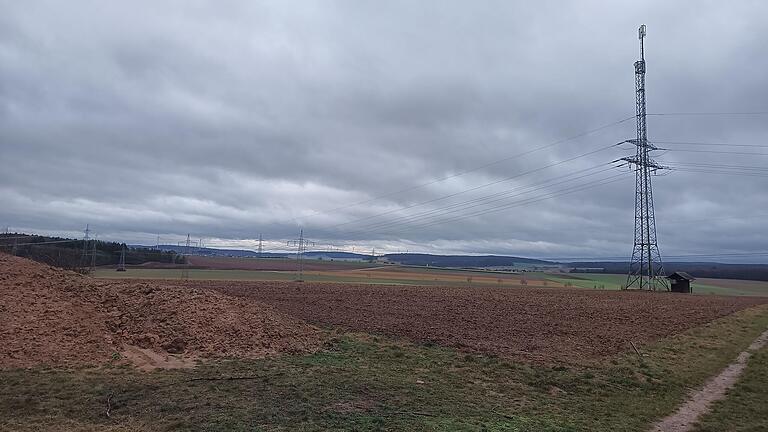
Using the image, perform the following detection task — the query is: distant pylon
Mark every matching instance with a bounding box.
[258,233,263,258]
[620,25,669,291]
[287,229,315,282]
[181,234,191,280]
[117,245,126,272]
[89,235,97,273]
[80,224,91,270]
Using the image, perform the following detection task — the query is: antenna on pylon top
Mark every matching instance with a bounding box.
[638,24,646,60]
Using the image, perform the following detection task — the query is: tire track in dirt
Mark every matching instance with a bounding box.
[650,327,768,432]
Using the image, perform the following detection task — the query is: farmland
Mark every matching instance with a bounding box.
[212,280,765,363]
[94,256,768,297]
[543,273,768,297]
[4,254,768,431]
[94,259,561,288]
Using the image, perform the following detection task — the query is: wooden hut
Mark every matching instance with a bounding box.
[667,272,695,293]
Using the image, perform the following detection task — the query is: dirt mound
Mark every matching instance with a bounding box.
[0,254,323,368]
[0,256,115,367]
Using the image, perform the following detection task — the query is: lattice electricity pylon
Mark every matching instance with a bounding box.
[287,229,315,282]
[80,224,91,272]
[621,25,669,291]
[179,234,192,280]
[117,245,127,272]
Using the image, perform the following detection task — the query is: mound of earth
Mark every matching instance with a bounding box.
[0,254,323,368]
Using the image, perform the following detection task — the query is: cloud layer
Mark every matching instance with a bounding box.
[1,1,767,261]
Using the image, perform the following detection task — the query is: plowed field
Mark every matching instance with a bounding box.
[209,281,768,363]
[187,256,374,271]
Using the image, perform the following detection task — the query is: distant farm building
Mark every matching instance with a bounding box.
[570,267,606,273]
[667,272,695,293]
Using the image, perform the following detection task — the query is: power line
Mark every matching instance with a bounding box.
[667,162,768,171]
[326,143,620,232]
[331,173,628,239]
[292,115,637,222]
[336,164,617,236]
[664,213,768,225]
[664,148,768,156]
[667,168,768,178]
[392,174,628,234]
[654,140,768,148]
[647,111,768,116]
[539,251,768,261]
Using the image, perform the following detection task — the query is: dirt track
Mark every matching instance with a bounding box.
[211,281,768,363]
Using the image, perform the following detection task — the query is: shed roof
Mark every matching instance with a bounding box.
[667,271,695,281]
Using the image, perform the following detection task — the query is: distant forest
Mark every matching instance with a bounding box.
[0,233,180,272]
[571,261,768,282]
[384,254,555,267]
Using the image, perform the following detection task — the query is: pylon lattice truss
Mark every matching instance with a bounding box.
[623,25,669,291]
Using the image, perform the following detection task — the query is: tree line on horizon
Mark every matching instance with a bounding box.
[0,233,180,271]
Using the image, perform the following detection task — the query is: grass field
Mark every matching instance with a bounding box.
[3,304,767,431]
[543,273,768,296]
[94,266,561,288]
[94,265,768,297]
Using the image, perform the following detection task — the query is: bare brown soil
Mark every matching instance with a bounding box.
[187,256,373,271]
[0,254,323,368]
[210,281,768,363]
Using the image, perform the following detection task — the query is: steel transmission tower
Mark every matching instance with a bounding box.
[621,25,669,291]
[180,234,191,280]
[287,229,315,282]
[117,245,127,272]
[80,224,91,270]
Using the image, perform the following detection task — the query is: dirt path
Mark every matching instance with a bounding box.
[651,327,768,432]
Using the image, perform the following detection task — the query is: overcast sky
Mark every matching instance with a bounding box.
[1,1,767,261]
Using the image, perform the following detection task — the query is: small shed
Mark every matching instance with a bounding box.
[667,272,695,293]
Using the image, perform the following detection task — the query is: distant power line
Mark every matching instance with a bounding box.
[325,143,620,233]
[654,140,768,148]
[292,115,637,223]
[338,173,628,238]
[647,111,768,116]
[664,148,768,156]
[541,251,768,261]
[336,164,617,236]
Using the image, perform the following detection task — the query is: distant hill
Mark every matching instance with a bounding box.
[153,247,557,267]
[155,245,285,258]
[151,244,768,281]
[382,253,557,268]
[569,261,768,282]
[303,251,371,260]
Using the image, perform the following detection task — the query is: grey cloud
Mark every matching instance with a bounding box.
[1,0,767,262]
